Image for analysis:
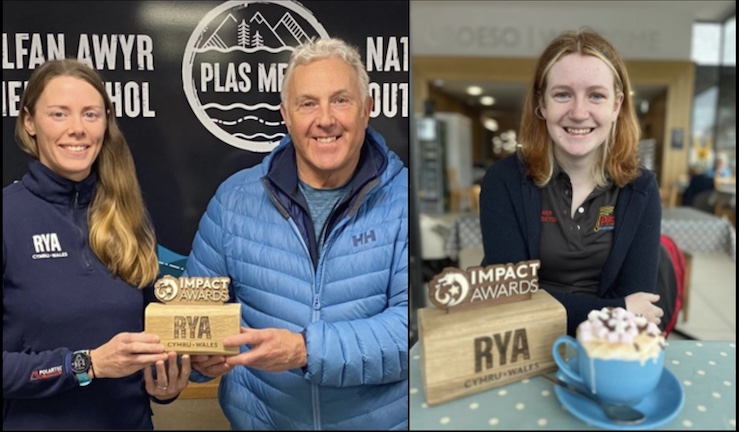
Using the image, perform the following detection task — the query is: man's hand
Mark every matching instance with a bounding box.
[223,327,307,372]
[190,355,231,378]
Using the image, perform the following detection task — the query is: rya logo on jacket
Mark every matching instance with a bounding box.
[31,233,69,259]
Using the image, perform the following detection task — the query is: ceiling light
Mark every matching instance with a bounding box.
[484,118,499,132]
[640,100,650,114]
[467,86,483,96]
[480,96,496,106]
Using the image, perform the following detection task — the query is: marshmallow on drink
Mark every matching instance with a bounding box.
[577,307,665,364]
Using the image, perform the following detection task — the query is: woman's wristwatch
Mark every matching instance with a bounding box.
[71,350,93,386]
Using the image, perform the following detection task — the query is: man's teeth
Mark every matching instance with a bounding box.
[316,136,337,143]
[63,145,87,152]
[566,128,592,135]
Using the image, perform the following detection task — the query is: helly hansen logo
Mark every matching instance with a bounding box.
[352,230,376,247]
[31,233,68,259]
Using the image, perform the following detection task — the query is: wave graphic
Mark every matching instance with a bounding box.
[205,105,287,140]
[205,114,284,127]
[194,46,294,54]
[202,102,280,111]
[214,116,284,127]
[233,132,286,140]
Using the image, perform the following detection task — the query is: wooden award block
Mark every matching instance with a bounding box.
[418,289,566,406]
[145,303,241,355]
[145,275,241,355]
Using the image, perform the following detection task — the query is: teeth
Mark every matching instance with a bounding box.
[566,128,592,135]
[63,146,87,152]
[316,136,337,143]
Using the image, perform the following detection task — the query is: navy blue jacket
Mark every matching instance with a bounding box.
[3,161,159,430]
[479,153,662,336]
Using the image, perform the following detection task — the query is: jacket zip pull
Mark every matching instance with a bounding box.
[312,295,320,310]
[73,190,91,268]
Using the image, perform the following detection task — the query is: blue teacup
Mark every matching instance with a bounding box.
[552,335,664,406]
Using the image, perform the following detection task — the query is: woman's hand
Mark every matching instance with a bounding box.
[625,292,664,325]
[144,351,191,399]
[89,332,168,379]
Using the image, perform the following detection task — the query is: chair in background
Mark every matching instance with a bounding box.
[712,178,736,226]
[683,173,715,211]
[446,167,462,213]
[660,184,678,208]
[468,184,481,214]
[691,189,717,214]
[446,168,481,214]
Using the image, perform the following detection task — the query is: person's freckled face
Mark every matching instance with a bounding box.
[280,57,372,188]
[540,53,623,164]
[24,76,106,182]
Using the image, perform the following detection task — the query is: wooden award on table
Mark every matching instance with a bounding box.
[145,275,241,355]
[417,260,567,406]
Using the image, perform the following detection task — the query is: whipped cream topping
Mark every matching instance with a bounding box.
[577,307,665,363]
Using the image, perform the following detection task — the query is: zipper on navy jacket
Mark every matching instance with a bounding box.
[72,191,91,269]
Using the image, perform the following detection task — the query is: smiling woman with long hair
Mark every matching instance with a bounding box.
[479,28,663,337]
[4,58,190,430]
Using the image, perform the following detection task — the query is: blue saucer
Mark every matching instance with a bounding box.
[554,359,685,430]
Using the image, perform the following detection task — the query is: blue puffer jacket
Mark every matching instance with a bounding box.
[185,127,408,430]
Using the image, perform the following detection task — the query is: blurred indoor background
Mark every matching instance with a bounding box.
[409,0,736,345]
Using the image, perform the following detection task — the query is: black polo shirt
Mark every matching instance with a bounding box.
[539,169,619,297]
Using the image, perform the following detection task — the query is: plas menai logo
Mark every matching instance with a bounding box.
[183,1,329,152]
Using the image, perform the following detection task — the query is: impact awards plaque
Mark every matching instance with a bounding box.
[145,275,240,355]
[417,260,566,405]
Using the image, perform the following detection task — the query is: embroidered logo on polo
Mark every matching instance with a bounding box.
[593,206,616,232]
[30,365,63,381]
[31,233,69,259]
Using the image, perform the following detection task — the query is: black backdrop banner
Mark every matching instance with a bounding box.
[2,0,409,271]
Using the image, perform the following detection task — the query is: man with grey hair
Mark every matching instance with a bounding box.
[186,37,409,430]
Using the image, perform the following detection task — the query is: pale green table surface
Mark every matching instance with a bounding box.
[410,340,736,430]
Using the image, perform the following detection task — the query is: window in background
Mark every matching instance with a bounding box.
[691,16,736,176]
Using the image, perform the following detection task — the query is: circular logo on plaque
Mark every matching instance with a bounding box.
[154,275,179,302]
[431,269,470,307]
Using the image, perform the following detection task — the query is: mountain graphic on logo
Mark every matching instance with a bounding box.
[201,11,311,51]
[250,11,311,47]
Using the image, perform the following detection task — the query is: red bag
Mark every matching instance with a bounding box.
[658,235,685,336]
